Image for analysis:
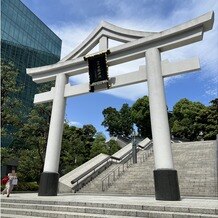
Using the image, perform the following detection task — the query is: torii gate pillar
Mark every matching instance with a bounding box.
[146,48,180,200]
[38,74,67,196]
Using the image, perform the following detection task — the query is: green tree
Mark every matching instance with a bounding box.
[81,125,97,161]
[1,61,23,141]
[102,104,133,137]
[131,96,152,138]
[171,98,206,140]
[120,104,133,137]
[60,124,82,175]
[102,107,122,136]
[107,139,121,155]
[59,123,97,175]
[90,133,107,158]
[1,147,17,166]
[17,149,42,183]
[195,98,218,140]
[16,103,52,164]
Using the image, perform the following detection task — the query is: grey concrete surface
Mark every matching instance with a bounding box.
[1,193,218,218]
[1,192,218,208]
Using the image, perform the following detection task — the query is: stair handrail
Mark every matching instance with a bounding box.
[139,142,153,163]
[101,142,153,191]
[101,153,133,191]
[70,156,111,192]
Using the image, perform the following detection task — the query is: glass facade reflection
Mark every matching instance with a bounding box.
[1,0,62,146]
[1,0,61,56]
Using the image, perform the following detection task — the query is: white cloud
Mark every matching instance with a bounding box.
[103,83,148,101]
[68,121,83,127]
[69,73,89,85]
[205,88,217,97]
[52,22,94,58]
[51,1,218,101]
[203,76,218,98]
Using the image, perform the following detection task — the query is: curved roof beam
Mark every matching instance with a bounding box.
[61,21,157,61]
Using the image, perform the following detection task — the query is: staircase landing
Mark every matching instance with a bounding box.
[1,193,218,218]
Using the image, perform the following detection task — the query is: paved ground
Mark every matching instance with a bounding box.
[2,193,218,209]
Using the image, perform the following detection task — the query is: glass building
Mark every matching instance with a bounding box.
[1,0,62,146]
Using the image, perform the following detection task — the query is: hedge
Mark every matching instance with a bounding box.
[1,182,39,192]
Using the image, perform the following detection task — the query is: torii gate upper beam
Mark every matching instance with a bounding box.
[27,11,214,84]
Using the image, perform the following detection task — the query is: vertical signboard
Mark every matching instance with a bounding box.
[85,51,110,92]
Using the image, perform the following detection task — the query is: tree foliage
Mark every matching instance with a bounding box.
[0,147,17,166]
[1,61,24,139]
[102,96,152,139]
[107,139,121,155]
[102,104,133,137]
[60,125,120,175]
[17,149,42,183]
[16,103,52,163]
[195,98,218,140]
[120,104,133,137]
[131,96,152,138]
[102,107,121,136]
[171,98,206,140]
[90,133,107,158]
[59,124,97,175]
[102,96,217,141]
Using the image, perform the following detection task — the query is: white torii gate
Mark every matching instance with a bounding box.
[27,11,214,200]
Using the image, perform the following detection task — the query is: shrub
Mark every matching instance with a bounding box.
[1,185,6,191]
[13,182,39,191]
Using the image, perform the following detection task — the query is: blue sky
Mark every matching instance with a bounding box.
[22,0,218,138]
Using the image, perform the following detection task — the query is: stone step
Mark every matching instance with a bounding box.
[1,206,218,218]
[1,208,137,218]
[1,201,218,218]
[3,209,217,218]
[2,198,218,215]
[1,203,146,217]
[1,215,44,218]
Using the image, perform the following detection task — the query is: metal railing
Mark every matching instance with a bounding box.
[101,155,133,191]
[139,143,153,163]
[71,158,111,193]
[101,142,153,192]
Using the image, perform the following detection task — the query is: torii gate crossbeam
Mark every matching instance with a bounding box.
[34,57,200,104]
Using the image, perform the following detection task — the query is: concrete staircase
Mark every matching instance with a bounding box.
[78,149,148,194]
[1,197,218,218]
[174,140,217,197]
[78,163,119,193]
[105,151,155,195]
[79,140,217,197]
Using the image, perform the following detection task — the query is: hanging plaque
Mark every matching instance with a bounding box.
[85,51,110,92]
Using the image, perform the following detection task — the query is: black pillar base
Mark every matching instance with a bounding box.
[154,169,180,201]
[38,172,59,196]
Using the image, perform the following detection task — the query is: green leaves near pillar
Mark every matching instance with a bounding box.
[102,103,133,138]
[171,98,218,141]
[1,61,24,141]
